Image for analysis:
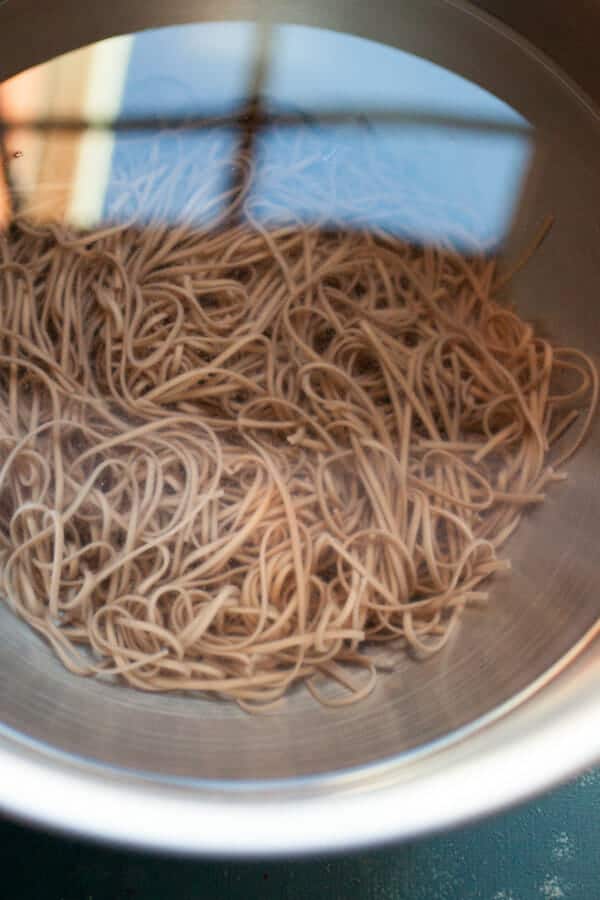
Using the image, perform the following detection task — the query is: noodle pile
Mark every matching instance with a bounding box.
[0,211,596,707]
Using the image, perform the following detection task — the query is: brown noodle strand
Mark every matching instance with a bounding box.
[0,202,596,708]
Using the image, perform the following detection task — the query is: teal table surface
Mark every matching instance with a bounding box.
[2,768,599,900]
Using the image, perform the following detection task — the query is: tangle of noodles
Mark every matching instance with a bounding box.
[0,209,596,709]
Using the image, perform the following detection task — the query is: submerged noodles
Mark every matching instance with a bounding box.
[0,211,596,707]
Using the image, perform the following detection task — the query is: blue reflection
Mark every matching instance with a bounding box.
[117,22,255,117]
[268,25,523,121]
[104,23,531,250]
[105,23,255,227]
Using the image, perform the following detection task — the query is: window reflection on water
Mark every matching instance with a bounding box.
[0,22,532,254]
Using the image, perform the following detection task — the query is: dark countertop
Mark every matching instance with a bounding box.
[2,768,599,900]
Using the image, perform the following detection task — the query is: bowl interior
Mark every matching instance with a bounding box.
[1,1,600,782]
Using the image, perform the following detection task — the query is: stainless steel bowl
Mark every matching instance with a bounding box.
[1,0,599,856]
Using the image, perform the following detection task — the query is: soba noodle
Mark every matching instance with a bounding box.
[0,207,596,708]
